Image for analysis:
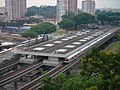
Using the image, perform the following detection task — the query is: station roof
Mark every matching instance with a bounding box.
[15,28,118,58]
[23,31,96,54]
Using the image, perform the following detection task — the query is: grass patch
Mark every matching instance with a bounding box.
[107,41,120,52]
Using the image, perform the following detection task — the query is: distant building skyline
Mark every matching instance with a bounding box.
[82,0,95,15]
[0,0,120,9]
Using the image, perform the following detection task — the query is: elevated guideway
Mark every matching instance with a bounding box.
[1,27,119,90]
[15,27,120,66]
[18,27,120,90]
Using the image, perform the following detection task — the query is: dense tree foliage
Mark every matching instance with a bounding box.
[22,22,56,40]
[62,12,75,20]
[59,19,75,33]
[21,30,37,38]
[59,11,120,32]
[42,73,103,90]
[26,6,38,16]
[59,12,95,31]
[97,11,120,25]
[26,6,56,19]
[42,48,120,90]
[0,18,42,28]
[74,13,95,25]
[117,34,120,51]
[80,49,120,90]
[74,13,95,30]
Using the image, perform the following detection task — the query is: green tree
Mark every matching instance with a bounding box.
[54,73,67,90]
[31,22,56,41]
[97,11,120,25]
[97,12,109,25]
[42,73,67,90]
[74,13,95,30]
[41,48,120,90]
[21,30,38,45]
[42,77,57,90]
[26,6,38,16]
[62,12,75,20]
[117,34,120,51]
[21,30,38,38]
[26,6,56,18]
[42,74,102,90]
[80,49,120,90]
[59,19,75,33]
[61,75,103,90]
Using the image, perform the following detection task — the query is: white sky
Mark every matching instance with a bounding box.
[0,0,120,8]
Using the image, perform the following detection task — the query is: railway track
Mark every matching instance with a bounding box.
[0,54,21,71]
[0,59,19,71]
[18,55,83,90]
[18,64,64,90]
[0,61,43,86]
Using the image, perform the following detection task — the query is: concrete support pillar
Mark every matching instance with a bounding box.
[65,70,70,75]
[15,64,18,70]
[25,55,28,59]
[31,55,34,59]
[34,55,36,59]
[14,81,18,90]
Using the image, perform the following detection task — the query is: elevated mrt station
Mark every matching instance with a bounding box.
[15,27,120,66]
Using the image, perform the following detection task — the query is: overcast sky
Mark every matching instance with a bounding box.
[0,0,120,8]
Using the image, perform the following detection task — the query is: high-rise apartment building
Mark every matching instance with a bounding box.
[57,0,78,23]
[82,0,95,15]
[68,0,78,15]
[5,0,26,20]
[57,0,67,23]
[5,0,12,20]
[20,0,27,17]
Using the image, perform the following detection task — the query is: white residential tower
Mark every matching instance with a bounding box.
[57,0,78,23]
[82,0,95,15]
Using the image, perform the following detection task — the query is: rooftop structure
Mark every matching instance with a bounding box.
[15,27,119,66]
[16,29,109,58]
